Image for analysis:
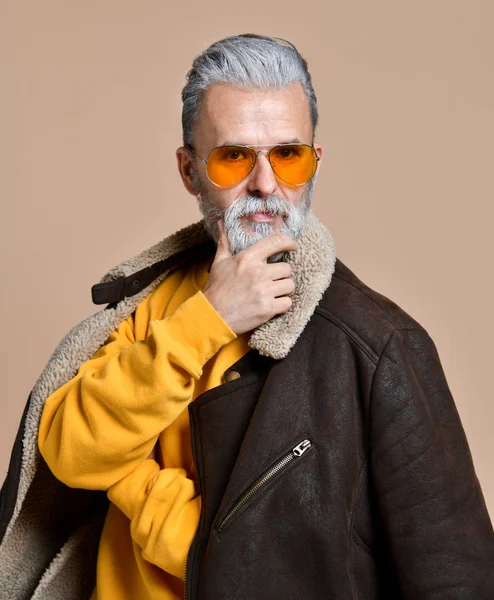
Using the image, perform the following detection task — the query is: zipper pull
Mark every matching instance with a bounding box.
[293,439,311,457]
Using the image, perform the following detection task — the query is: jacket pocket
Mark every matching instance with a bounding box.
[216,437,314,534]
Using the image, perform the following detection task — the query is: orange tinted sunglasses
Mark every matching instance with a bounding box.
[185,143,320,188]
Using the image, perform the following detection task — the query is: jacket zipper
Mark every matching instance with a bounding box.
[184,408,201,600]
[217,439,312,533]
[184,497,200,600]
[184,552,189,600]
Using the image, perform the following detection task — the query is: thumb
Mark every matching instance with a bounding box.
[212,219,232,264]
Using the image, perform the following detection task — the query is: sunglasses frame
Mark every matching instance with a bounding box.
[185,142,320,188]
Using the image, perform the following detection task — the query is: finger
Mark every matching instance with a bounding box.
[271,278,296,298]
[273,295,293,315]
[212,219,233,264]
[244,233,298,262]
[267,261,292,281]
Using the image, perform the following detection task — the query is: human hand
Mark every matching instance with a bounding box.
[203,219,297,335]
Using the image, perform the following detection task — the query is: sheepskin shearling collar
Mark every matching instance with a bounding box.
[100,209,337,360]
[0,209,336,600]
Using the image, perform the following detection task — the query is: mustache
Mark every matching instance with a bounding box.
[222,195,289,219]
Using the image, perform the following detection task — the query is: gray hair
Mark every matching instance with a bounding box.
[181,33,318,147]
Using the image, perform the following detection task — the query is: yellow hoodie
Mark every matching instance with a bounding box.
[38,252,252,599]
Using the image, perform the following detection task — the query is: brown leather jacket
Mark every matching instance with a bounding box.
[1,212,493,599]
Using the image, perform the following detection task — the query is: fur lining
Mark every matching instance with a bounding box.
[249,211,336,358]
[0,209,336,599]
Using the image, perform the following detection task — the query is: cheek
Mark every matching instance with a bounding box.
[222,196,238,212]
[283,189,306,207]
[200,183,234,212]
[220,190,246,212]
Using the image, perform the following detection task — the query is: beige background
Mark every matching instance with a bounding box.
[1,1,493,519]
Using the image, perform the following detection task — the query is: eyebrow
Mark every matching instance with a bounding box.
[219,137,303,147]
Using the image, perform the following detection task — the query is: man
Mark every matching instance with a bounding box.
[1,33,493,600]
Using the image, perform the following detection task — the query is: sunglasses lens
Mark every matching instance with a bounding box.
[205,144,317,187]
[207,146,256,186]
[270,145,317,185]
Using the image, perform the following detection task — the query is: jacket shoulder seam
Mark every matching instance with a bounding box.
[314,307,379,365]
[332,271,405,329]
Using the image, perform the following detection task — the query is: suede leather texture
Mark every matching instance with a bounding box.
[184,261,494,599]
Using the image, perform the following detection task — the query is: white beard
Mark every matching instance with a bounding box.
[194,174,315,263]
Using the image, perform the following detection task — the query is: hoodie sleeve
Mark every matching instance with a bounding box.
[107,458,200,579]
[38,290,236,491]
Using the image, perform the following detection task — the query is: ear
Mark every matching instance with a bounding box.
[176,146,199,196]
[313,142,323,167]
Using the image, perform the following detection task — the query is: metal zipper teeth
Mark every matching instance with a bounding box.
[184,485,202,600]
[184,411,201,600]
[184,553,189,600]
[218,439,312,532]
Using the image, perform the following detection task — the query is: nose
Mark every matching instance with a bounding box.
[246,151,278,196]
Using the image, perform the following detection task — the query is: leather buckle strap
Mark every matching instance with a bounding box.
[91,240,216,305]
